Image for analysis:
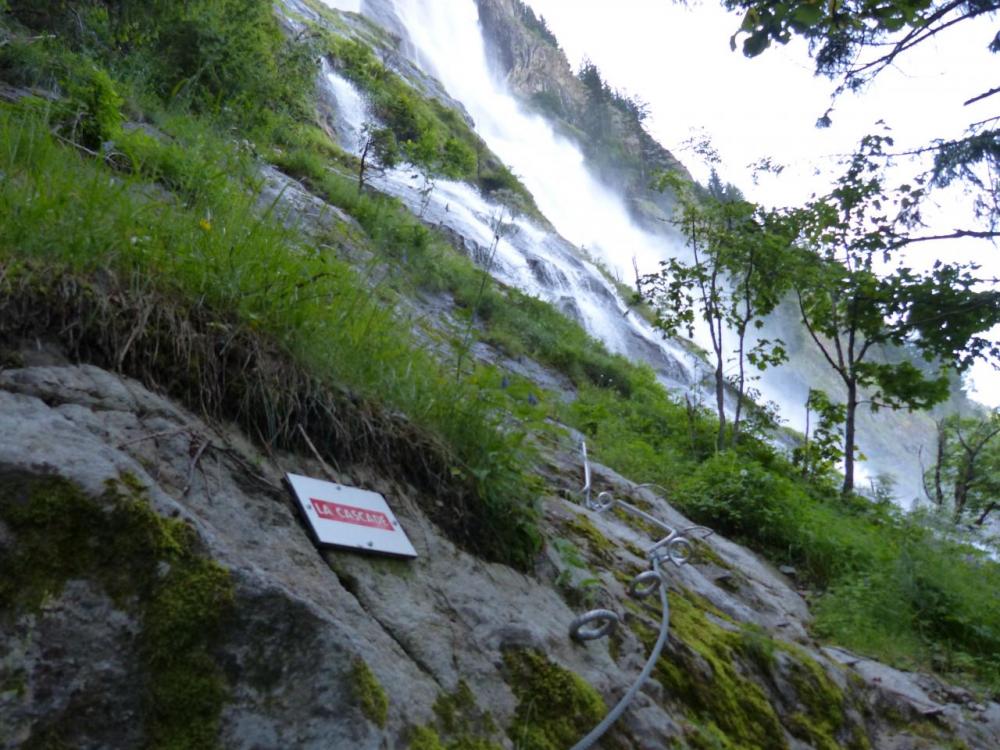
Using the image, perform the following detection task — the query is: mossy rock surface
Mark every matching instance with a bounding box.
[0,472,234,750]
[351,658,389,728]
[631,590,786,750]
[404,680,503,750]
[502,648,610,750]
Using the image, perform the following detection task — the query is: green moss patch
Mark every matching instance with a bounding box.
[351,659,389,728]
[0,473,234,750]
[630,592,787,750]
[563,513,616,566]
[502,648,609,750]
[405,680,502,750]
[781,646,848,750]
[629,588,867,750]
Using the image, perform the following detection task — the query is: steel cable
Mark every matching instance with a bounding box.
[568,555,670,750]
[567,441,713,749]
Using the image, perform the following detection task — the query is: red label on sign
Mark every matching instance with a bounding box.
[310,498,394,531]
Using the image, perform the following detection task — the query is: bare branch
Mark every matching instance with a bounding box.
[891,229,1000,247]
[964,85,1000,107]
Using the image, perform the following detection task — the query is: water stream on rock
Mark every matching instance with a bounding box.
[319,60,701,388]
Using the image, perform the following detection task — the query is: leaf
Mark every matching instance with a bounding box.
[743,30,771,57]
[792,4,824,27]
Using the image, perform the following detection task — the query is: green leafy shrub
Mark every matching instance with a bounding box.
[66,64,123,148]
[3,0,314,129]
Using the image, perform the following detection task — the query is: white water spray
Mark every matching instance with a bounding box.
[388,0,680,280]
[321,61,368,145]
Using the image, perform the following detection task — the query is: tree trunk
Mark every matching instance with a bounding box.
[715,358,726,452]
[842,380,858,496]
[953,456,973,520]
[357,136,371,192]
[802,403,812,477]
[732,324,747,444]
[933,420,946,506]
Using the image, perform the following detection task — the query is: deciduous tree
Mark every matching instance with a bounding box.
[783,135,1000,495]
[640,171,788,450]
[924,409,1000,523]
[724,0,1000,235]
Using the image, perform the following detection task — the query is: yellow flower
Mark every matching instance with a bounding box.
[199,218,212,232]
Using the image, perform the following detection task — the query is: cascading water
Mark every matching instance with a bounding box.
[386,0,676,280]
[303,0,924,501]
[308,2,701,387]
[320,61,368,146]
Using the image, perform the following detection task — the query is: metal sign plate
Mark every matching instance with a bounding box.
[286,473,417,558]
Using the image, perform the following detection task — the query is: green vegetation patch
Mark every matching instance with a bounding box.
[2,0,314,132]
[0,473,234,750]
[324,34,538,215]
[571,357,1000,691]
[351,659,389,728]
[501,648,609,750]
[0,102,541,570]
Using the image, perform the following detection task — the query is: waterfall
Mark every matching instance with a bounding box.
[320,60,368,145]
[306,1,702,388]
[299,0,928,502]
[387,0,678,280]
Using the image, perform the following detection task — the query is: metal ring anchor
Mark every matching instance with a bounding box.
[649,535,693,566]
[569,609,620,641]
[591,490,616,513]
[569,441,717,750]
[628,569,664,599]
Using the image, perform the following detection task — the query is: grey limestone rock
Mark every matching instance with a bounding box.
[2,363,998,749]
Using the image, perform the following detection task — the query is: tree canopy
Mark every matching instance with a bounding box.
[641,170,788,451]
[924,409,1000,523]
[724,0,1000,234]
[780,133,999,494]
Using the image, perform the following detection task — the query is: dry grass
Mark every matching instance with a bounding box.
[0,263,502,560]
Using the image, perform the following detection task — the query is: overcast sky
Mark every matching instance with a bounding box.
[526,0,1000,406]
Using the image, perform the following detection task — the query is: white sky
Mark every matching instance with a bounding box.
[526,0,1000,406]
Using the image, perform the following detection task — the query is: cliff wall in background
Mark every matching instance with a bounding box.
[475,0,690,229]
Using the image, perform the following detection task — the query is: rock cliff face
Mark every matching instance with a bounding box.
[2,353,999,748]
[475,0,690,228]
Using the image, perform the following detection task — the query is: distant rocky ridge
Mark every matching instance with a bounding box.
[475,0,691,229]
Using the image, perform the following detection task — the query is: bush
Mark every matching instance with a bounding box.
[66,64,123,148]
[3,0,314,128]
